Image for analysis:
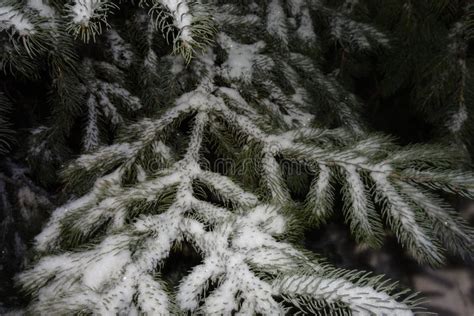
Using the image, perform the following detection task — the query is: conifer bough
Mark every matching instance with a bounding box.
[4,0,472,315]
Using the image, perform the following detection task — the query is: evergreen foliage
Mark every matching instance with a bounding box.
[0,0,471,314]
[0,92,13,155]
[0,0,215,186]
[354,0,474,149]
[0,158,54,307]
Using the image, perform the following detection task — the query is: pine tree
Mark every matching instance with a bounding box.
[1,0,212,186]
[0,92,14,155]
[0,0,471,314]
[0,158,54,308]
[355,0,474,151]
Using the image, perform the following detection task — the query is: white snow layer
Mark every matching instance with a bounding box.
[106,29,134,67]
[70,0,100,25]
[296,8,316,43]
[371,172,443,263]
[159,0,193,42]
[27,0,55,17]
[275,274,414,316]
[84,94,100,151]
[0,6,34,35]
[267,0,288,44]
[218,33,269,82]
[448,102,468,133]
[21,16,416,314]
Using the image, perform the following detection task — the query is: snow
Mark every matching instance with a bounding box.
[215,11,260,26]
[288,0,305,15]
[245,247,296,271]
[106,30,134,67]
[133,213,180,269]
[177,200,295,314]
[232,226,276,250]
[0,6,34,35]
[197,171,259,206]
[202,278,239,314]
[73,200,116,231]
[27,0,55,17]
[152,141,172,159]
[184,111,208,161]
[77,59,144,152]
[176,255,224,310]
[246,205,286,235]
[218,87,258,116]
[144,49,158,69]
[26,116,417,314]
[30,126,47,135]
[309,163,333,214]
[262,82,313,127]
[137,274,170,313]
[267,0,288,44]
[34,170,122,251]
[218,33,267,82]
[125,172,182,202]
[159,0,193,42]
[84,94,99,151]
[75,142,138,169]
[371,172,443,263]
[191,199,233,224]
[82,247,131,289]
[448,102,467,133]
[164,54,185,74]
[275,274,414,316]
[290,52,316,72]
[173,89,220,113]
[296,8,316,43]
[101,82,143,111]
[218,106,266,140]
[97,92,122,125]
[20,5,419,313]
[330,17,389,50]
[342,165,375,239]
[70,0,97,25]
[97,269,137,314]
[398,181,469,241]
[261,150,290,203]
[17,186,39,221]
[225,260,282,315]
[265,132,295,150]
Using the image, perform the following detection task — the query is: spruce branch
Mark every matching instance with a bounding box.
[58,41,474,269]
[311,0,389,52]
[15,1,474,314]
[0,92,14,155]
[0,0,56,76]
[65,0,118,42]
[21,55,472,313]
[142,0,216,63]
[19,67,428,313]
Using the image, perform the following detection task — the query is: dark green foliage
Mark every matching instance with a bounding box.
[0,92,14,155]
[0,0,473,314]
[350,0,474,149]
[0,0,214,187]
